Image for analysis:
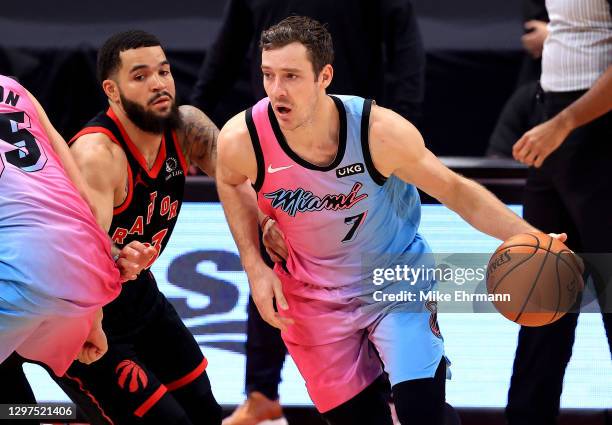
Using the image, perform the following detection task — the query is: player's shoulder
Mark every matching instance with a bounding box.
[177,104,212,128]
[219,110,250,144]
[369,104,401,128]
[369,104,420,140]
[71,131,127,170]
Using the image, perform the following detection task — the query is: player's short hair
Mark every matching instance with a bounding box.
[260,16,334,79]
[97,30,162,83]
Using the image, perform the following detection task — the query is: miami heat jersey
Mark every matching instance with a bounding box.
[0,75,120,314]
[249,95,429,288]
[71,108,187,268]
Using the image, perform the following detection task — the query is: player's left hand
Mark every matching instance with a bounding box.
[117,241,157,282]
[548,232,585,275]
[262,217,288,262]
[77,309,107,364]
[513,116,572,167]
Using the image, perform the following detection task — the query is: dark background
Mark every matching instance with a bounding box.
[0,0,525,155]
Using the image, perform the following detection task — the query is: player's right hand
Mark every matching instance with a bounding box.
[117,241,157,282]
[77,309,107,364]
[249,264,294,331]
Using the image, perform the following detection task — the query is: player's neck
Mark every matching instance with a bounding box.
[111,103,163,170]
[283,95,340,166]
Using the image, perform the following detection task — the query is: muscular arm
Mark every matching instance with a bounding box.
[71,134,155,279]
[369,105,539,240]
[178,105,219,177]
[216,113,262,270]
[70,134,126,232]
[216,113,290,329]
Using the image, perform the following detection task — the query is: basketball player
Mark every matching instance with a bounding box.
[0,74,154,406]
[50,31,223,425]
[216,17,566,425]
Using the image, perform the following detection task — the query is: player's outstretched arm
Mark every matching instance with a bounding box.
[70,135,156,279]
[368,105,541,241]
[216,113,293,330]
[178,105,219,177]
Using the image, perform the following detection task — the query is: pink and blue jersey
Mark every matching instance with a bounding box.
[249,95,431,291]
[0,75,120,309]
[248,95,446,412]
[0,75,120,374]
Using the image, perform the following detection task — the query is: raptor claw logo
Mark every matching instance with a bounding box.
[116,360,148,392]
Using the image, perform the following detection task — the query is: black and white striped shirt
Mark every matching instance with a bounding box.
[542,0,612,92]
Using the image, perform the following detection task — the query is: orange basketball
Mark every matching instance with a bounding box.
[486,232,584,327]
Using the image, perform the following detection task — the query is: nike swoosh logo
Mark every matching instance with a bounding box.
[268,165,293,174]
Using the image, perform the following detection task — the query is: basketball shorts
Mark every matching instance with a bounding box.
[275,265,448,413]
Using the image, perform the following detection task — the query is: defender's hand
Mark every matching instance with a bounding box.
[262,218,288,262]
[117,241,157,281]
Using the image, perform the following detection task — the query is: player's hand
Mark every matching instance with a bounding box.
[549,232,567,243]
[117,241,157,282]
[522,20,548,58]
[249,264,294,331]
[513,116,572,167]
[549,232,585,275]
[262,218,288,262]
[77,309,107,364]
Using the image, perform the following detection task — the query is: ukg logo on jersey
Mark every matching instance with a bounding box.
[336,163,365,178]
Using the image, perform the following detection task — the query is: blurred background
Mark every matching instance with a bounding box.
[0,0,524,155]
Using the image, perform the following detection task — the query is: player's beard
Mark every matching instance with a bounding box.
[120,92,180,134]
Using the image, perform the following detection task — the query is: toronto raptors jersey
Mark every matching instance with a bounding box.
[71,107,187,269]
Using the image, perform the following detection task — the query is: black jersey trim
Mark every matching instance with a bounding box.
[113,164,134,215]
[245,107,266,192]
[360,99,387,186]
[267,95,347,172]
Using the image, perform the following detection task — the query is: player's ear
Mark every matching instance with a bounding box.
[102,79,120,103]
[319,64,333,89]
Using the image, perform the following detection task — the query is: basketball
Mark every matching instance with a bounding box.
[486,232,584,327]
